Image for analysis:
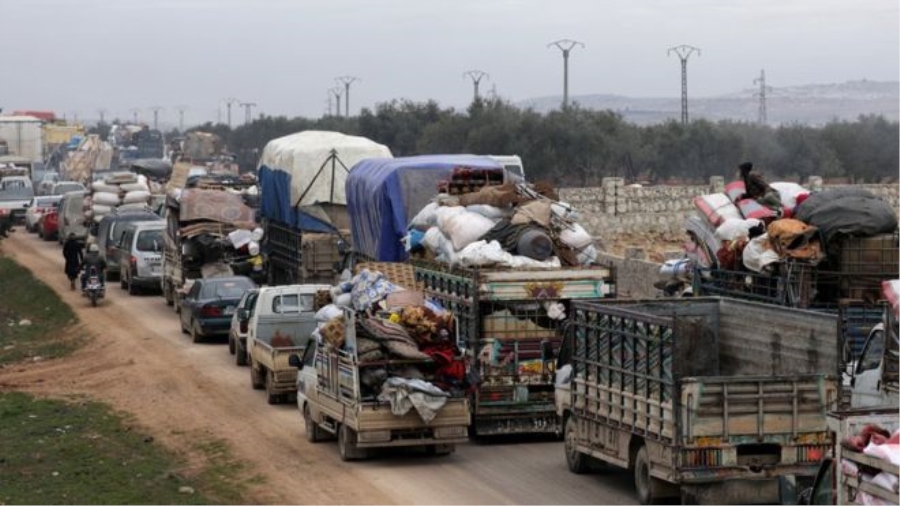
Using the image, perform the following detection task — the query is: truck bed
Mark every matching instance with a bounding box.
[827,408,900,505]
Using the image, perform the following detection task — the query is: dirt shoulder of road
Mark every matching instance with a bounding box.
[0,236,395,505]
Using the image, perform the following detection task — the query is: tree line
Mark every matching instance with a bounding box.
[180,98,898,186]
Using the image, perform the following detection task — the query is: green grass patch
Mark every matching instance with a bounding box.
[0,392,256,504]
[0,256,85,365]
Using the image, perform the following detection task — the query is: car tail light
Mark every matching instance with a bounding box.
[201,305,223,317]
[0,209,9,217]
[130,255,137,270]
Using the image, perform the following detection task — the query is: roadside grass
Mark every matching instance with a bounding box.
[0,256,85,365]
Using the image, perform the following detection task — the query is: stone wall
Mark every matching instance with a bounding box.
[560,178,899,238]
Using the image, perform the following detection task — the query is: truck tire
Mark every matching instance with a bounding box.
[303,404,326,443]
[337,424,366,461]
[164,282,173,306]
[427,444,455,457]
[635,445,666,505]
[266,370,280,405]
[236,344,248,366]
[564,416,589,474]
[250,359,265,390]
[228,335,236,355]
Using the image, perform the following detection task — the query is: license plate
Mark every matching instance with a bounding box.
[225,306,235,315]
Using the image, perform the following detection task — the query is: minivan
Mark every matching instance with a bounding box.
[118,221,166,295]
[97,210,162,280]
[58,190,88,244]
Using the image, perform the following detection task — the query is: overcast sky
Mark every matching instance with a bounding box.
[1,0,897,127]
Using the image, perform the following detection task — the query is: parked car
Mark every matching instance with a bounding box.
[96,210,161,281]
[50,181,86,196]
[57,190,87,244]
[37,172,60,195]
[229,288,259,366]
[180,276,256,343]
[24,195,62,232]
[117,221,166,295]
[37,208,59,241]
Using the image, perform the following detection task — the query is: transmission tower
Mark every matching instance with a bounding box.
[330,87,344,116]
[149,106,163,130]
[754,69,769,125]
[97,108,107,124]
[547,39,585,109]
[463,70,490,102]
[130,108,140,124]
[335,76,359,117]
[223,97,240,127]
[240,102,257,124]
[667,44,701,124]
[175,105,188,131]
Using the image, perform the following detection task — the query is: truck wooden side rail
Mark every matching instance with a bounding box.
[825,408,900,505]
[560,297,840,504]
[413,259,615,437]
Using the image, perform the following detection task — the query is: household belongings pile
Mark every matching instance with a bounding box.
[688,179,897,280]
[86,171,158,224]
[839,422,900,506]
[313,267,465,423]
[164,188,263,279]
[405,168,597,269]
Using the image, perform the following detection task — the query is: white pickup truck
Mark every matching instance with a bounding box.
[246,284,329,404]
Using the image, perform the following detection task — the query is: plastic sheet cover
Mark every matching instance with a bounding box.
[345,155,503,262]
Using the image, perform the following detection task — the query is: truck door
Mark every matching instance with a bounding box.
[850,324,885,408]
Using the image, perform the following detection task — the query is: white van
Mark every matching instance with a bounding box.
[486,155,525,181]
[58,190,87,244]
[118,221,166,295]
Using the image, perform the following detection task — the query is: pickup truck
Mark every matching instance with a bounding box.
[557,297,841,505]
[845,281,899,409]
[246,284,329,404]
[290,310,470,461]
[0,175,35,234]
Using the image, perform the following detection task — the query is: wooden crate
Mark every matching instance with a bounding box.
[354,262,422,290]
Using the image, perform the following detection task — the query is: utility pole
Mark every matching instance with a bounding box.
[149,106,163,130]
[97,108,107,124]
[754,69,768,125]
[223,97,239,128]
[326,91,334,116]
[239,102,257,124]
[668,44,701,124]
[463,70,490,102]
[175,105,187,131]
[130,108,140,124]
[547,39,585,110]
[335,76,359,117]
[330,87,343,116]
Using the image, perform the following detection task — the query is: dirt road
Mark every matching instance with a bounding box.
[0,231,639,505]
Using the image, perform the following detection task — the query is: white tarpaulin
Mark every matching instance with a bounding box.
[257,130,392,207]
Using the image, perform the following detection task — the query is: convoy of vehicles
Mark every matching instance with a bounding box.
[23,195,60,232]
[178,276,257,343]
[96,210,162,280]
[118,221,166,295]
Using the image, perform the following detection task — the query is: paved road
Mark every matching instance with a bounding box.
[2,230,640,504]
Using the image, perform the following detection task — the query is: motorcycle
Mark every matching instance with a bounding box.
[82,266,106,307]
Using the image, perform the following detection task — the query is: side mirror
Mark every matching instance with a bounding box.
[237,309,249,322]
[288,353,303,370]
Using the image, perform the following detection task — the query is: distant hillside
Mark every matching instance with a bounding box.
[518,80,899,126]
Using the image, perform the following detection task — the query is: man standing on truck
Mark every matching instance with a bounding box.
[63,233,84,290]
[738,161,783,214]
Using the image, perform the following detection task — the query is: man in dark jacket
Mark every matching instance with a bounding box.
[62,233,83,290]
[80,243,107,290]
[739,161,783,214]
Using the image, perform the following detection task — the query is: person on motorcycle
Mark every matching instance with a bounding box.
[80,243,107,291]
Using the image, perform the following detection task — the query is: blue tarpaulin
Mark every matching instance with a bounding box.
[346,155,503,262]
[258,165,336,233]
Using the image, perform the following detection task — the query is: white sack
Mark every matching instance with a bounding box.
[771,182,808,210]
[422,227,458,263]
[251,227,264,242]
[120,182,150,193]
[91,182,119,194]
[91,204,112,215]
[439,210,496,251]
[409,202,440,229]
[117,203,149,212]
[435,206,466,230]
[334,293,352,308]
[93,192,120,206]
[742,234,780,273]
[456,240,561,269]
[577,244,598,265]
[122,190,151,204]
[315,304,343,323]
[559,223,593,249]
[466,204,508,220]
[715,218,763,242]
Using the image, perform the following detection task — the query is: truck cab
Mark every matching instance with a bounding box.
[486,154,525,182]
[848,300,899,408]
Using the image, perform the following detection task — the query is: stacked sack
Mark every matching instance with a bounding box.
[87,171,156,223]
[406,177,598,269]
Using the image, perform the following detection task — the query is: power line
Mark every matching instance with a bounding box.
[335,76,359,117]
[667,44,701,124]
[547,39,585,110]
[239,102,257,124]
[463,70,490,102]
[754,69,769,125]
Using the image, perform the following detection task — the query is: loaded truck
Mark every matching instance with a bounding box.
[0,116,44,166]
[557,297,842,504]
[244,284,329,404]
[256,131,392,285]
[844,280,899,409]
[290,310,470,461]
[344,155,617,436]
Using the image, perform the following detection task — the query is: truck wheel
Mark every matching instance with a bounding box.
[228,335,236,355]
[250,359,265,390]
[164,283,173,306]
[266,370,280,405]
[128,278,137,295]
[236,345,248,366]
[565,416,589,474]
[338,424,365,461]
[427,444,454,457]
[634,445,662,505]
[304,404,324,443]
